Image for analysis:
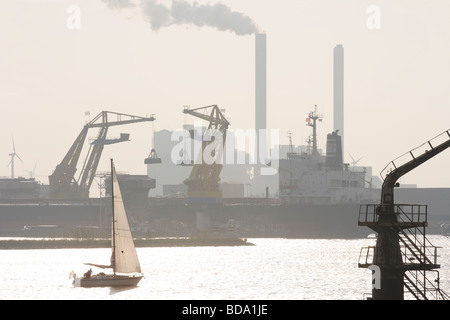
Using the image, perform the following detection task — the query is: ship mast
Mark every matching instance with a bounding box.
[305,105,323,156]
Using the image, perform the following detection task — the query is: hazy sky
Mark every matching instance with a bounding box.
[1,0,450,189]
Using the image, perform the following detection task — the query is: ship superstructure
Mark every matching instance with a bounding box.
[278,106,379,205]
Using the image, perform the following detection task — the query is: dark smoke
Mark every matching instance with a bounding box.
[102,0,260,35]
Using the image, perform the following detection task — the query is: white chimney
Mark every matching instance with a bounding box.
[333,44,344,153]
[255,33,267,163]
[255,33,266,133]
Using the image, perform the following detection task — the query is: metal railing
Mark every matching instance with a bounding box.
[358,245,441,268]
[404,270,450,300]
[358,204,428,225]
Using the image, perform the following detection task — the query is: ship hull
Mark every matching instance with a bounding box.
[74,274,143,287]
[0,199,109,237]
[1,190,449,239]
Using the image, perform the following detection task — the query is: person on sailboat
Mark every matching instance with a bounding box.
[83,268,92,279]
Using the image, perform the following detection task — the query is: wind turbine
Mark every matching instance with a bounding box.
[26,160,37,179]
[348,152,362,168]
[8,136,23,178]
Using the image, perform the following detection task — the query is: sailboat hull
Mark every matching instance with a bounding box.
[77,274,143,287]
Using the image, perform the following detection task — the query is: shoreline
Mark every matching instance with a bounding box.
[0,237,254,250]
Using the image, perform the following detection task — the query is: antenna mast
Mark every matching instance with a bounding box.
[305,105,323,156]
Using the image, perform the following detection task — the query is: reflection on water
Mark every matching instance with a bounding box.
[109,286,137,296]
[1,237,450,300]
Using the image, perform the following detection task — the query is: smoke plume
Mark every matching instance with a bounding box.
[102,0,260,35]
[102,0,136,9]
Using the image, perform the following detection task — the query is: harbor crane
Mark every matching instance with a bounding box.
[48,111,155,199]
[182,105,230,203]
[358,129,450,300]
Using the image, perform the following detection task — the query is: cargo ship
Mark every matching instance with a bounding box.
[2,109,449,239]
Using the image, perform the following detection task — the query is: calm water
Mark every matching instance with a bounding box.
[1,237,450,300]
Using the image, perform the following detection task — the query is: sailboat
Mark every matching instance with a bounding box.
[72,159,143,287]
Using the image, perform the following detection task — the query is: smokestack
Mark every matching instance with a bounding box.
[255,33,267,162]
[333,44,344,153]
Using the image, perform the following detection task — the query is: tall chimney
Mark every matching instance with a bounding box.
[333,44,344,153]
[255,33,266,132]
[255,33,267,162]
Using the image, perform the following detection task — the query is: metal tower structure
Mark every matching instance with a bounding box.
[358,129,450,300]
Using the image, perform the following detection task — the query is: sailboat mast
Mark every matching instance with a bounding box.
[111,158,116,276]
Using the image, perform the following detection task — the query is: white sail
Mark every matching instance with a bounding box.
[111,164,142,274]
